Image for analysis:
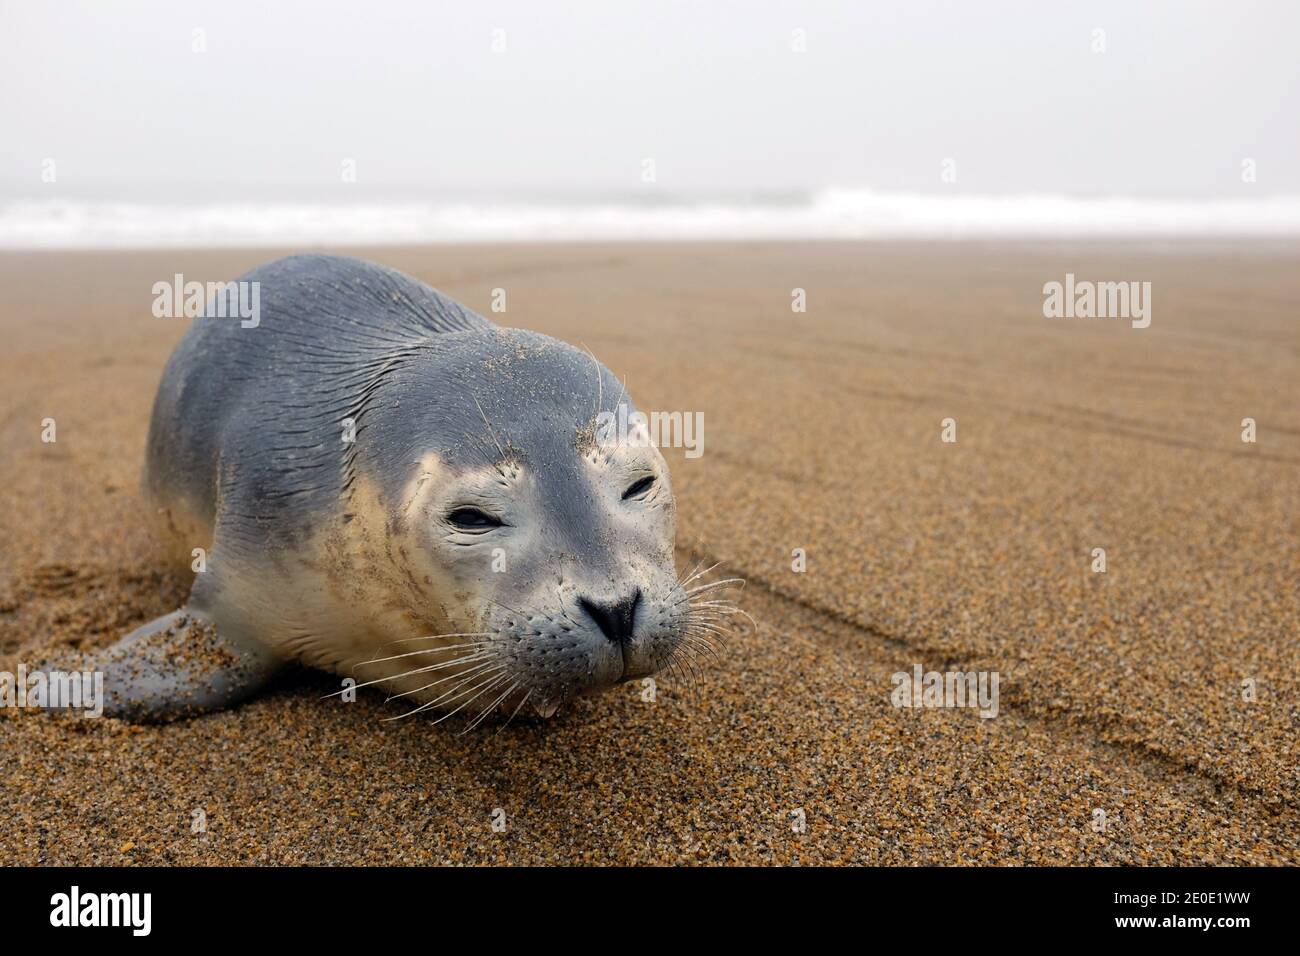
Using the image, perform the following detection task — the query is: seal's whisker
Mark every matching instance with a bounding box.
[358,650,492,678]
[429,672,511,726]
[676,652,704,695]
[685,613,732,630]
[689,606,747,624]
[389,632,493,645]
[655,643,683,679]
[467,429,516,478]
[676,658,696,697]
[323,653,491,698]
[685,615,734,631]
[429,666,508,711]
[679,634,722,664]
[676,558,707,587]
[382,654,492,685]
[462,680,518,734]
[684,595,745,613]
[486,596,526,619]
[667,577,744,612]
[687,604,747,625]
[723,609,757,634]
[681,647,722,676]
[384,658,501,701]
[679,561,721,588]
[386,654,496,685]
[684,623,728,638]
[683,617,742,649]
[358,645,493,667]
[684,578,746,597]
[683,622,726,642]
[685,614,733,632]
[672,641,703,687]
[693,617,752,639]
[640,571,748,698]
[385,664,508,720]
[682,632,726,654]
[680,600,743,619]
[684,638,726,658]
[372,641,493,659]
[688,600,755,632]
[661,649,691,693]
[472,394,508,461]
[494,689,532,736]
[685,576,743,592]
[614,373,627,412]
[410,665,506,709]
[682,634,726,655]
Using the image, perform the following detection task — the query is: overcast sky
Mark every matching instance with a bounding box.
[2,0,1297,200]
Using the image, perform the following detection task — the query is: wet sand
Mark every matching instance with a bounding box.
[1,241,1297,864]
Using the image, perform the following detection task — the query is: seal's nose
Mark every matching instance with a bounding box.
[579,589,641,645]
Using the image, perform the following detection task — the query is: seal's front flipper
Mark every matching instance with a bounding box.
[93,608,282,722]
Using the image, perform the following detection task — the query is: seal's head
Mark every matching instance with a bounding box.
[354,329,732,722]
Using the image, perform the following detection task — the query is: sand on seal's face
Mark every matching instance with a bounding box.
[1,241,1298,865]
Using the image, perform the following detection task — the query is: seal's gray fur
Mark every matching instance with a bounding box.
[146,254,493,540]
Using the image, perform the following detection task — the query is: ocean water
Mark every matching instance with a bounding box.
[3,189,1300,248]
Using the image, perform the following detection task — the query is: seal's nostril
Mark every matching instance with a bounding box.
[578,589,641,645]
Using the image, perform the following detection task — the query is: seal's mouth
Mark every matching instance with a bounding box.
[382,571,750,727]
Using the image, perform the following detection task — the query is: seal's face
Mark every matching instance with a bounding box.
[369,330,701,722]
[416,425,683,717]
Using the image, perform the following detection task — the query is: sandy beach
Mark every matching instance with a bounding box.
[1,240,1297,865]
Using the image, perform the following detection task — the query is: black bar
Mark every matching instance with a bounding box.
[1,866,1290,941]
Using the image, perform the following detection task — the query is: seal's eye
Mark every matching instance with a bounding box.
[622,475,656,500]
[447,507,503,531]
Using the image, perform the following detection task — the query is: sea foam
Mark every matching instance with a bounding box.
[3,189,1299,248]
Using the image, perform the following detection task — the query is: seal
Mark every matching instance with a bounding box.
[89,254,743,724]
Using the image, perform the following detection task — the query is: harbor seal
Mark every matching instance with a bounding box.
[88,254,742,724]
